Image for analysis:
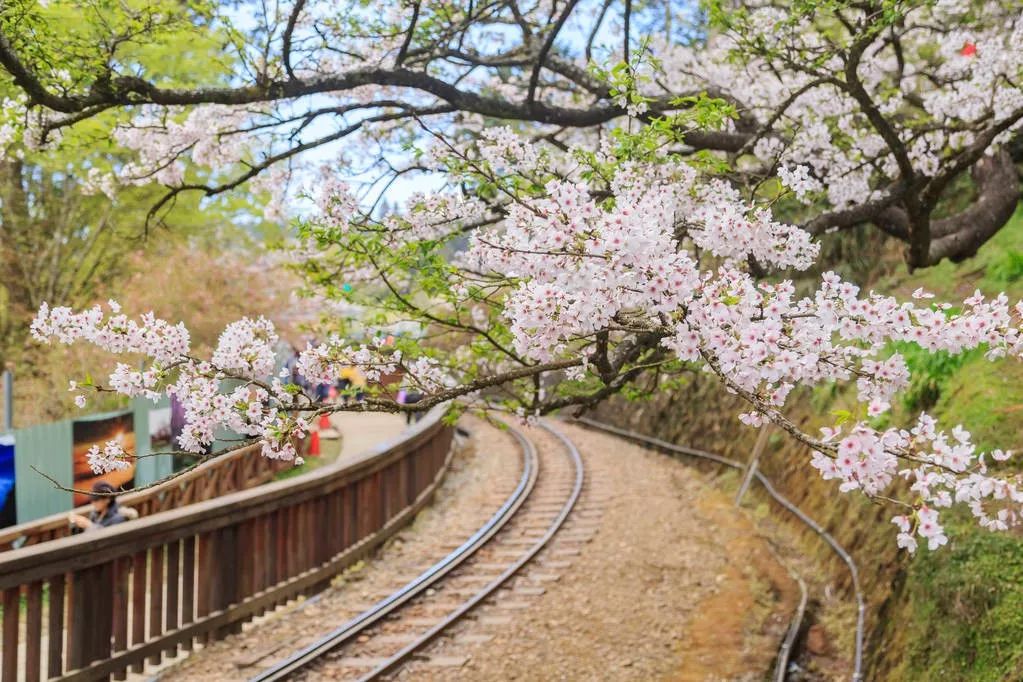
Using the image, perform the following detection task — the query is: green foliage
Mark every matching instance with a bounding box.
[890,341,983,412]
[441,402,466,426]
[902,511,1023,681]
[0,0,226,92]
[987,249,1023,284]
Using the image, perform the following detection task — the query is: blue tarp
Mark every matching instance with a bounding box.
[0,434,15,527]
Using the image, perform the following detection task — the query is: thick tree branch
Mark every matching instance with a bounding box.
[527,0,582,106]
[926,150,1020,265]
[802,184,906,235]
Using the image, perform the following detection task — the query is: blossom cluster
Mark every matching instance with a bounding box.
[32,306,314,462]
[85,441,132,475]
[32,126,1023,554]
[112,105,259,187]
[311,128,1023,552]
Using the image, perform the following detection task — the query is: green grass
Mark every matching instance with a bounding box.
[987,249,1023,285]
[901,512,1023,681]
[890,341,985,412]
[862,205,1023,680]
[894,358,1023,680]
[932,357,1023,453]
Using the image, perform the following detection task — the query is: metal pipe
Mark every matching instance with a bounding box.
[2,369,11,432]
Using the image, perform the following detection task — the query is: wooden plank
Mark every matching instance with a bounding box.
[301,502,313,573]
[327,493,342,557]
[180,536,195,652]
[282,505,293,582]
[267,510,279,589]
[47,574,65,679]
[240,519,255,600]
[215,526,236,610]
[195,532,212,645]
[252,515,266,598]
[129,551,146,673]
[374,470,386,532]
[149,544,164,665]
[67,563,114,670]
[344,482,357,549]
[356,477,370,541]
[288,505,299,577]
[2,587,19,682]
[164,540,180,657]
[93,563,114,669]
[25,580,43,682]
[65,569,86,670]
[111,557,130,681]
[213,525,240,637]
[316,496,330,565]
[382,462,396,521]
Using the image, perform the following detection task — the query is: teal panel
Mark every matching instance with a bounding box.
[133,398,174,486]
[13,419,73,522]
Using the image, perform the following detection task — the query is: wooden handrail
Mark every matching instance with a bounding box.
[0,406,454,682]
[0,442,289,553]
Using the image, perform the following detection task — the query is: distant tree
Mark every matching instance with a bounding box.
[0,2,274,370]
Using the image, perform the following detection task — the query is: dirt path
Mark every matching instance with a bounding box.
[330,412,408,463]
[153,419,799,681]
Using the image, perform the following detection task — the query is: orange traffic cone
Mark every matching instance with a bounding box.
[318,413,332,430]
[308,430,321,457]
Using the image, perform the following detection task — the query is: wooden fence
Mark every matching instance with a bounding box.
[0,407,453,681]
[0,443,291,553]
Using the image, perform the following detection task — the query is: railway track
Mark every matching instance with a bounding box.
[250,419,584,681]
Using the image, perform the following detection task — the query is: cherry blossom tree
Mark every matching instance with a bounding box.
[7,0,1023,551]
[1,0,1020,261]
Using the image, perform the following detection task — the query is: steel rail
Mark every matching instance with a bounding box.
[573,417,864,682]
[357,419,584,681]
[250,421,539,682]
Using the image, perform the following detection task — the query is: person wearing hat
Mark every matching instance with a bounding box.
[68,481,127,532]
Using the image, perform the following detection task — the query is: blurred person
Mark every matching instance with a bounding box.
[338,366,367,404]
[68,481,128,532]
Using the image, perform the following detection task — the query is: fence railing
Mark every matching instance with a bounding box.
[0,443,292,553]
[0,406,453,682]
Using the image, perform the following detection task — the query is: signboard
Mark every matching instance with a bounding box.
[72,412,136,506]
[149,405,173,450]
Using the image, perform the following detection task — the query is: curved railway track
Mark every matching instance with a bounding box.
[251,419,584,681]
